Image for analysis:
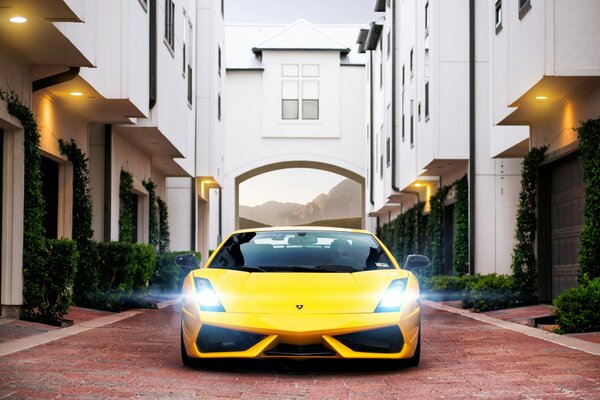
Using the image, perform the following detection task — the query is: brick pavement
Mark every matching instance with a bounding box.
[1,304,599,399]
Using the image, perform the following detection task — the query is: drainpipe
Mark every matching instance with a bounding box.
[369,52,375,206]
[103,124,112,242]
[468,0,476,275]
[149,0,157,109]
[402,190,420,206]
[391,0,400,193]
[32,67,80,92]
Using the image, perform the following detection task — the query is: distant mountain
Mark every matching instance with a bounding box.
[239,179,361,227]
[238,217,271,230]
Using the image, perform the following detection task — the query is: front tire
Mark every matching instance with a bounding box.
[181,329,197,367]
[404,320,421,367]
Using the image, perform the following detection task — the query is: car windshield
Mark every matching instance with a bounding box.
[207,230,395,273]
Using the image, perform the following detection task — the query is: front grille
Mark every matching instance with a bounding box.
[196,325,266,353]
[334,326,404,353]
[264,343,336,357]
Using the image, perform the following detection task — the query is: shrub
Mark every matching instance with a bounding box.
[73,240,100,307]
[96,241,134,292]
[130,244,157,290]
[151,251,201,292]
[44,239,79,319]
[462,274,520,312]
[553,278,600,334]
[422,274,480,301]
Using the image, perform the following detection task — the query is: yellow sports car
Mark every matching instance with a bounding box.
[178,227,422,366]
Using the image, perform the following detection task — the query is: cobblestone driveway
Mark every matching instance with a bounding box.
[1,304,599,399]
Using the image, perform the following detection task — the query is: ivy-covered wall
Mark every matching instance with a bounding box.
[119,169,135,243]
[576,118,600,281]
[378,174,468,276]
[511,146,547,302]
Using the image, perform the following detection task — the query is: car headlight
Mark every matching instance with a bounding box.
[375,279,408,312]
[194,278,225,312]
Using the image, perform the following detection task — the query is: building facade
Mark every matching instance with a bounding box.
[0,0,221,316]
[363,0,600,298]
[490,0,600,300]
[223,20,367,234]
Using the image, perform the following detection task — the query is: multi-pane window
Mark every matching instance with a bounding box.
[218,45,222,76]
[495,0,503,33]
[281,64,319,120]
[519,0,531,19]
[164,0,175,51]
[425,82,429,120]
[218,94,221,121]
[386,137,391,167]
[401,65,405,141]
[410,99,414,147]
[183,11,193,104]
[425,2,430,37]
[387,31,391,59]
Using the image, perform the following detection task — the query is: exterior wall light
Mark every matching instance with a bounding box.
[9,16,27,24]
[70,92,83,96]
[535,96,548,100]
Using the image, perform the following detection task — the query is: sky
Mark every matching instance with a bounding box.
[229,0,372,208]
[239,169,346,207]
[226,0,378,25]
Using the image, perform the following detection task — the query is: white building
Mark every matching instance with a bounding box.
[223,20,367,235]
[0,0,217,317]
[362,0,525,276]
[490,0,600,300]
[166,0,225,258]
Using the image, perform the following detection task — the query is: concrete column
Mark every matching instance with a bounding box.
[1,110,24,317]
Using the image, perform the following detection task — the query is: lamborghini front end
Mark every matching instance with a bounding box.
[179,228,422,365]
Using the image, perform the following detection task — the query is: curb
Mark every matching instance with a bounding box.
[0,310,144,358]
[423,300,600,357]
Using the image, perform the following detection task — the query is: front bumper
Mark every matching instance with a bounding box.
[181,303,420,360]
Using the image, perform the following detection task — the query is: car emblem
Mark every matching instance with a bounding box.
[296,304,303,310]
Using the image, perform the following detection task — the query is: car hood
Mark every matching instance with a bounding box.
[193,268,410,314]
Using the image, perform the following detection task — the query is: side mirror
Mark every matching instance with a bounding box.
[174,253,199,271]
[404,254,431,276]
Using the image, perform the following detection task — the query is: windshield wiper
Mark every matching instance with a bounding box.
[237,265,266,272]
[314,264,360,273]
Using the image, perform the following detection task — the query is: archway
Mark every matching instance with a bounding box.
[234,161,365,230]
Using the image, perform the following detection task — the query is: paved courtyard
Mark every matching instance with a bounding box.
[1,304,599,399]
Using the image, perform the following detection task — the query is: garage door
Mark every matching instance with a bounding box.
[550,156,584,298]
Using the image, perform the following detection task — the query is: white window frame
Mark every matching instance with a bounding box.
[280,64,320,121]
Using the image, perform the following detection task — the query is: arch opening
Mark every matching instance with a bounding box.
[235,162,365,230]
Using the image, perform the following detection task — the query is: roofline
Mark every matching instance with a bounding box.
[252,47,351,54]
[226,67,265,71]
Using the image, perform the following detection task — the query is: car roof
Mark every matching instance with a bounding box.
[231,226,373,235]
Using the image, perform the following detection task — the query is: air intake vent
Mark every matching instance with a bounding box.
[334,326,404,353]
[196,325,266,353]
[264,343,335,357]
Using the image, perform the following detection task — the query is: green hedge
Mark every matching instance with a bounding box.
[461,274,520,312]
[151,251,201,292]
[23,239,79,322]
[96,242,156,293]
[44,239,79,319]
[553,278,600,334]
[422,274,478,301]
